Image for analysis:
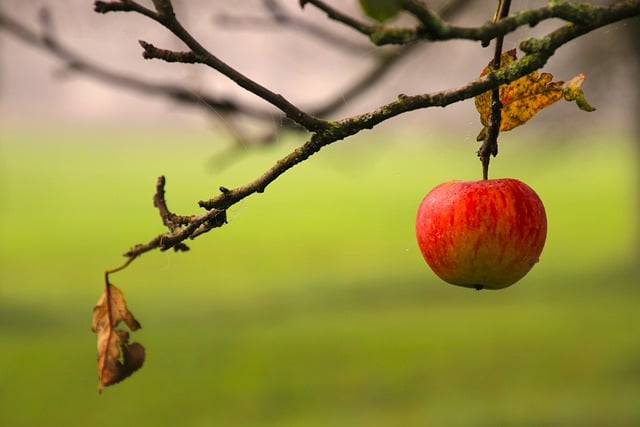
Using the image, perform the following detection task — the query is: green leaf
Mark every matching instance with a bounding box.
[562,73,596,112]
[359,0,403,23]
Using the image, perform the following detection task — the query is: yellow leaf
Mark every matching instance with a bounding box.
[92,283,145,392]
[475,49,595,141]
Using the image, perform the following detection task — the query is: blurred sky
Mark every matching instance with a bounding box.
[1,0,639,137]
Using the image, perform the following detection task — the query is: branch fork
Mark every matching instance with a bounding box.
[124,176,227,258]
[91,0,638,265]
[3,0,637,268]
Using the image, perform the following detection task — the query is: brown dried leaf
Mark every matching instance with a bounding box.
[92,283,145,393]
[475,49,595,140]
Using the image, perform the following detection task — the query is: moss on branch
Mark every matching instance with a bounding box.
[81,0,640,260]
[334,0,640,46]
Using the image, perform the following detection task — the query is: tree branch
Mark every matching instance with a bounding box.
[299,0,374,38]
[312,0,474,118]
[91,0,639,260]
[304,0,640,46]
[215,0,369,55]
[124,177,227,257]
[477,0,512,180]
[94,0,159,20]
[213,0,472,151]
[0,9,279,123]
[96,0,329,132]
[5,1,640,262]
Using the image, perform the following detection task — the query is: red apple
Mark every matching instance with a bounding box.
[415,178,547,290]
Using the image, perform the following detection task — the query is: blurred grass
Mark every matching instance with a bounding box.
[0,127,638,426]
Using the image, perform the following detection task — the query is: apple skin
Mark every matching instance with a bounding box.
[415,178,547,290]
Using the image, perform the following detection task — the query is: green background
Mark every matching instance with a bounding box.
[1,128,638,426]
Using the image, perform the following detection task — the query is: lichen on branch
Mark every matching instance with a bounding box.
[83,0,640,262]
[304,0,640,46]
[85,0,640,393]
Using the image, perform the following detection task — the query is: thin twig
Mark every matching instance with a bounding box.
[0,9,278,122]
[478,0,511,180]
[97,0,329,132]
[215,0,368,54]
[300,0,375,38]
[313,0,474,116]
[104,256,137,283]
[303,0,640,46]
[153,175,191,231]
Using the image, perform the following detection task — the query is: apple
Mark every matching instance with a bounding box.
[415,178,547,290]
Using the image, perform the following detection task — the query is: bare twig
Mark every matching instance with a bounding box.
[96,0,329,132]
[478,0,512,180]
[216,0,368,54]
[299,0,375,39]
[312,0,473,117]
[212,0,471,153]
[125,176,227,257]
[0,9,279,123]
[153,175,191,232]
[311,46,416,117]
[93,0,158,20]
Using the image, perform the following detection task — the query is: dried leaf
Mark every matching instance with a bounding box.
[475,49,596,140]
[92,283,145,392]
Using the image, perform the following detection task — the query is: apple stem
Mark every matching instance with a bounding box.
[477,0,511,180]
[481,154,492,180]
